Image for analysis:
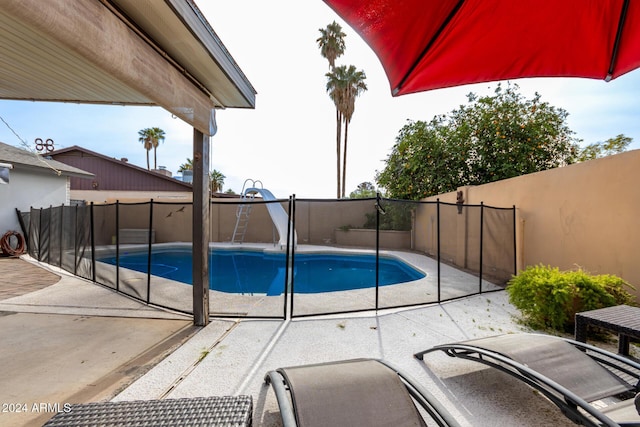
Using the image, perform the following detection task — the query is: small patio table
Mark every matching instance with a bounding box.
[43,395,253,427]
[575,305,640,356]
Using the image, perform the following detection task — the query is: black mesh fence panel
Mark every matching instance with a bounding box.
[210,201,239,244]
[57,206,70,273]
[24,198,515,319]
[38,207,50,263]
[376,199,439,310]
[410,200,440,304]
[48,206,62,268]
[431,202,516,299]
[148,202,193,314]
[92,203,118,291]
[456,202,482,298]
[413,201,438,258]
[437,202,494,300]
[438,202,471,300]
[27,208,40,259]
[113,203,151,300]
[291,198,378,317]
[16,208,30,239]
[75,205,92,281]
[482,206,516,286]
[210,198,287,319]
[59,206,75,274]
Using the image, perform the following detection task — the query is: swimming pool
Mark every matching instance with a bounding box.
[97,248,425,295]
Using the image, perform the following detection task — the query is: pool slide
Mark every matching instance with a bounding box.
[244,187,297,249]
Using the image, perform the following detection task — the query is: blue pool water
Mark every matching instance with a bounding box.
[98,248,425,295]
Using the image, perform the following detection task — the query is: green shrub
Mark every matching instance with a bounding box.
[506,264,635,332]
[362,202,412,231]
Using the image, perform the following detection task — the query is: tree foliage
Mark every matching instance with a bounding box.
[138,127,165,170]
[179,159,226,193]
[576,134,632,161]
[376,84,581,200]
[209,169,225,193]
[178,158,193,172]
[316,21,346,69]
[349,182,377,199]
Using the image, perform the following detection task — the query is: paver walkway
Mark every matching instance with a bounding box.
[0,256,60,299]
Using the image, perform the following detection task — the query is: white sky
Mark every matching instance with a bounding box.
[1,0,639,198]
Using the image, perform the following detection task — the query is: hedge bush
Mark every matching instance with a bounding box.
[506,264,635,332]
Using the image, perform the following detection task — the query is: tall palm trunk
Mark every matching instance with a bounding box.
[341,120,349,198]
[336,108,342,198]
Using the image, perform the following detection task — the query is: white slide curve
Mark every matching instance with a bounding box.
[245,187,296,248]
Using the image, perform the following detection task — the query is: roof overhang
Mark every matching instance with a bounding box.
[0,0,256,135]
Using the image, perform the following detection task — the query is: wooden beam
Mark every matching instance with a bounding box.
[3,0,216,135]
[192,129,210,325]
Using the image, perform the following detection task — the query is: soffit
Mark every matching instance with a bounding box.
[0,6,150,105]
[111,0,256,108]
[0,0,255,131]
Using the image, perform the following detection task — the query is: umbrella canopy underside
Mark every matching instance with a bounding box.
[324,0,640,95]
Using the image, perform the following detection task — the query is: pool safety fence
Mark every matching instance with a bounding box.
[17,196,516,319]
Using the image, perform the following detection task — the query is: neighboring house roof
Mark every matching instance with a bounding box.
[0,141,93,178]
[48,145,192,191]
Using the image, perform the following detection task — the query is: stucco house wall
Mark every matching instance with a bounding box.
[0,168,71,235]
[0,141,93,238]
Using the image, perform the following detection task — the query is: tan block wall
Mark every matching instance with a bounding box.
[71,190,192,204]
[423,149,640,299]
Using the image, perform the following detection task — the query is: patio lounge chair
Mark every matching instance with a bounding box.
[264,358,461,427]
[414,333,640,427]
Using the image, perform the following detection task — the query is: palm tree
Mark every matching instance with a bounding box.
[325,68,347,198]
[209,169,225,193]
[150,127,165,170]
[340,65,367,198]
[318,22,347,198]
[316,21,346,70]
[326,65,367,198]
[138,127,165,170]
[138,128,154,170]
[178,158,193,172]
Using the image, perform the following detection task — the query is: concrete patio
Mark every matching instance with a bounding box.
[0,256,579,426]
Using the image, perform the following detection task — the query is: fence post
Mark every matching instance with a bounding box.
[90,202,96,283]
[47,205,52,264]
[375,193,381,311]
[146,199,153,304]
[73,205,78,276]
[436,199,441,302]
[37,207,42,261]
[115,201,120,292]
[59,204,64,268]
[28,207,34,258]
[285,195,295,319]
[513,205,517,276]
[479,202,484,293]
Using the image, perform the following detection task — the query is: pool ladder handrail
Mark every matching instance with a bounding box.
[232,179,263,244]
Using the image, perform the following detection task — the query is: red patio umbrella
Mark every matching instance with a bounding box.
[323,0,640,95]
